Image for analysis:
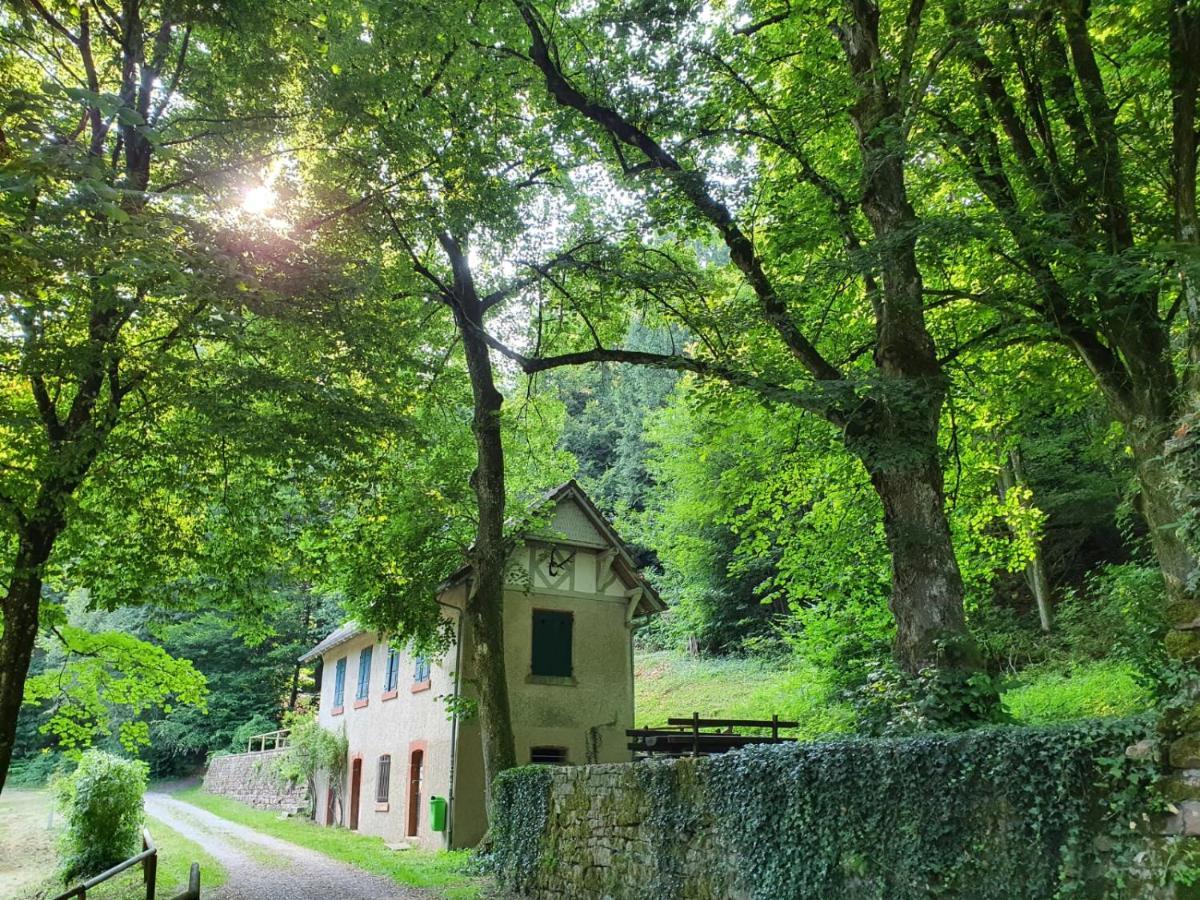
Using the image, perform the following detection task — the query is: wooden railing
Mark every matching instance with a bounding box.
[51,828,201,900]
[628,712,799,758]
[246,728,290,753]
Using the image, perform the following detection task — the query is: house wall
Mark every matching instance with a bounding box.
[450,537,638,848]
[314,619,459,850]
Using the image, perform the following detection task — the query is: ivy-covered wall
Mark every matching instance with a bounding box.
[489,721,1159,899]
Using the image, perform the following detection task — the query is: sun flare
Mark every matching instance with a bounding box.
[242,184,277,216]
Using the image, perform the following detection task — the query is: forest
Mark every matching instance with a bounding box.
[1,0,1199,824]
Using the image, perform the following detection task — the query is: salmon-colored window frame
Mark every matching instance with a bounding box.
[406,740,427,837]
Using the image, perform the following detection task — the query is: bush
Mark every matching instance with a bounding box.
[274,713,348,820]
[1057,564,1167,673]
[7,751,70,787]
[229,714,278,753]
[54,750,148,882]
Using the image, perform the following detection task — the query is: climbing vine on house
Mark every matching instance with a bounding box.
[275,714,348,822]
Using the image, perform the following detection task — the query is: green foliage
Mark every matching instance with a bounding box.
[275,713,349,820]
[1004,662,1151,725]
[6,750,69,787]
[1055,565,1169,676]
[229,715,279,753]
[54,750,148,882]
[23,621,207,754]
[846,660,1010,737]
[490,719,1159,899]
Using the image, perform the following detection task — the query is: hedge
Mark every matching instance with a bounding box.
[488,718,1158,899]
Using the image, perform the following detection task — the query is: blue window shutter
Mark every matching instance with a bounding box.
[413,656,430,682]
[357,646,373,700]
[385,648,399,692]
[333,658,346,707]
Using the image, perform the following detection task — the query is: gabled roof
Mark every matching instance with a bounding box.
[298,620,364,664]
[299,481,665,663]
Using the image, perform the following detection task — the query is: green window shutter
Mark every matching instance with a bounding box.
[531,611,573,677]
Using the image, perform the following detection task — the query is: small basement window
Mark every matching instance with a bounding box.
[530,746,568,765]
[531,610,573,677]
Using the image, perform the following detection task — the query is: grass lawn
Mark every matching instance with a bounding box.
[174,788,483,900]
[0,788,227,900]
[634,650,853,738]
[1003,659,1152,724]
[635,651,1154,735]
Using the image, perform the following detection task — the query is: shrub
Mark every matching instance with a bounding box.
[1004,661,1152,724]
[274,713,348,820]
[1057,564,1168,675]
[229,714,278,753]
[54,750,148,882]
[7,751,70,787]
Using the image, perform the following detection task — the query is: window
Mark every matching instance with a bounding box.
[356,646,373,701]
[376,755,391,804]
[530,746,568,765]
[413,656,430,684]
[531,610,573,677]
[332,657,347,708]
[384,648,400,693]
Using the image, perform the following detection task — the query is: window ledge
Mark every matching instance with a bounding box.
[411,679,432,694]
[381,689,398,701]
[353,698,369,709]
[526,674,577,686]
[331,706,344,717]
[375,802,389,812]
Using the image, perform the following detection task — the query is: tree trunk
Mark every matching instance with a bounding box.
[442,233,518,811]
[837,1,982,677]
[998,448,1053,633]
[871,458,978,673]
[1133,431,1199,615]
[0,527,56,796]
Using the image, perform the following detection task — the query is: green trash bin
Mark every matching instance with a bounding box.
[429,795,447,832]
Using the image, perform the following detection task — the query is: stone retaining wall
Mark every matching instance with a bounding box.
[490,725,1177,899]
[202,749,308,813]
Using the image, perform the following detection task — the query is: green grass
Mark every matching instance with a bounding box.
[1002,659,1152,724]
[635,651,1152,736]
[173,788,482,899]
[634,650,854,738]
[82,815,229,900]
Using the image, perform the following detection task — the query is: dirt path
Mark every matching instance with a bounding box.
[144,793,430,900]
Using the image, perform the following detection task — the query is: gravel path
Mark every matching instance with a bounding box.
[144,793,430,900]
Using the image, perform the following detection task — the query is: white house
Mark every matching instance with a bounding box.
[298,481,665,849]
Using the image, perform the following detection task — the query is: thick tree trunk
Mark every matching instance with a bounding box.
[442,234,518,811]
[1133,431,1198,613]
[838,1,982,677]
[0,528,56,796]
[871,458,978,673]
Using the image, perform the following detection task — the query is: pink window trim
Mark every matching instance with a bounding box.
[331,706,344,717]
[411,679,432,694]
[382,689,399,701]
[353,698,369,709]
